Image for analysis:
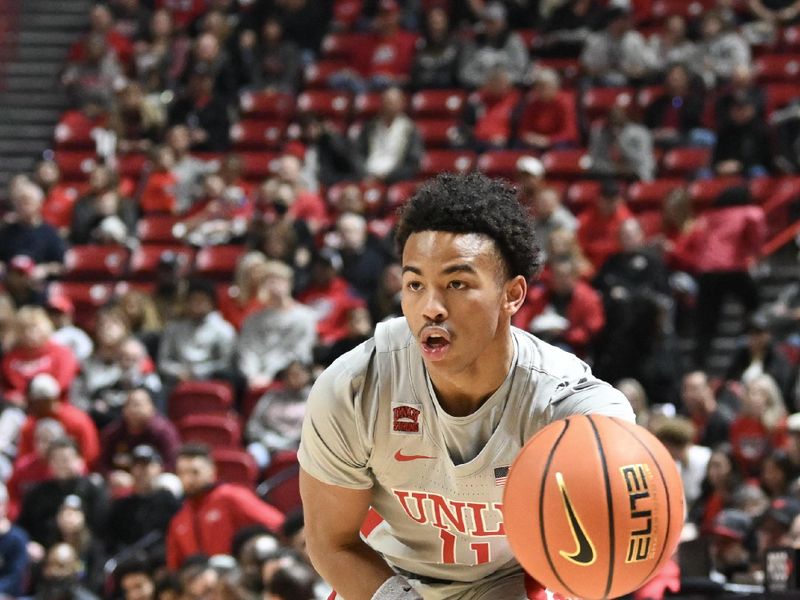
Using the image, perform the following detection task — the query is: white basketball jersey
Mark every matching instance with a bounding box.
[299,317,634,583]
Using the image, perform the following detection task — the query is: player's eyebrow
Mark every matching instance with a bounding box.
[402,265,423,275]
[441,263,477,275]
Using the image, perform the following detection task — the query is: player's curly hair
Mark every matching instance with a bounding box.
[395,172,541,280]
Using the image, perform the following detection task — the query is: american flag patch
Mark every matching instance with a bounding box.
[494,466,509,486]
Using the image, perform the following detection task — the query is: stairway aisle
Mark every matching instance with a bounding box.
[0,0,91,192]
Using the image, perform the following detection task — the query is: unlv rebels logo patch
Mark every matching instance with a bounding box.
[392,403,422,434]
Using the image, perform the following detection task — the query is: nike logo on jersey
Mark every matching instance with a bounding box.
[394,449,435,462]
[556,471,596,565]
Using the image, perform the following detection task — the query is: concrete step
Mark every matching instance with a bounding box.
[5,62,63,76]
[24,0,92,13]
[1,107,63,122]
[0,140,49,154]
[16,30,78,46]
[0,123,55,138]
[14,45,67,61]
[0,92,66,108]
[3,75,60,92]
[21,13,87,29]
[0,155,39,172]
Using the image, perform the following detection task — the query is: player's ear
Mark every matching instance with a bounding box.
[503,275,527,316]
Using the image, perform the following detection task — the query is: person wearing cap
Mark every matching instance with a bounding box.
[0,306,80,406]
[166,443,285,570]
[106,444,181,555]
[756,496,800,562]
[16,373,100,468]
[680,185,766,369]
[238,262,317,392]
[588,101,656,181]
[2,255,46,309]
[458,2,529,88]
[47,294,94,362]
[157,278,237,390]
[515,155,547,209]
[0,482,29,597]
[707,508,756,584]
[576,179,634,271]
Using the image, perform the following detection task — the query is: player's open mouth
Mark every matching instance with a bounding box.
[420,328,451,361]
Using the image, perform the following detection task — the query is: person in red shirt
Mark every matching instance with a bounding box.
[1,307,79,406]
[218,251,270,331]
[464,66,522,150]
[274,155,329,234]
[516,67,578,150]
[140,146,180,214]
[35,160,79,234]
[512,255,605,358]
[166,443,285,570]
[16,374,100,469]
[68,4,133,67]
[363,0,417,87]
[577,179,633,271]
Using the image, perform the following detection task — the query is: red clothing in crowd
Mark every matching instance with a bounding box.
[166,483,285,569]
[516,91,579,146]
[17,403,100,468]
[362,30,417,80]
[297,277,364,346]
[513,281,605,357]
[68,30,133,65]
[140,171,179,214]
[728,415,788,477]
[577,203,633,270]
[679,205,766,274]
[156,0,207,29]
[472,89,522,146]
[0,341,79,405]
[217,287,266,331]
[42,185,80,230]
[6,454,50,521]
[289,190,329,232]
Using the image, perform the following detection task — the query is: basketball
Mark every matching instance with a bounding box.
[503,414,684,600]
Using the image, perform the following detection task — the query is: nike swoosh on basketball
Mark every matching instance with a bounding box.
[555,471,596,565]
[394,449,435,462]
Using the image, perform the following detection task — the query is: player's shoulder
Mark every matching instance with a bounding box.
[512,327,591,382]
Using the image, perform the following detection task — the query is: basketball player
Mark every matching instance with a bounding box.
[299,173,635,600]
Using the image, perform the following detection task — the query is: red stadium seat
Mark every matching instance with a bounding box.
[637,210,663,238]
[179,414,241,449]
[194,245,247,280]
[168,380,235,422]
[660,147,711,177]
[327,181,386,216]
[230,120,286,151]
[626,179,684,209]
[650,0,707,19]
[416,118,460,148]
[754,54,800,83]
[136,214,183,244]
[213,448,260,487]
[581,87,635,121]
[54,111,99,150]
[765,83,799,116]
[297,90,352,119]
[784,25,800,51]
[303,59,349,88]
[410,89,468,118]
[687,177,745,209]
[117,153,149,179]
[47,282,113,331]
[386,180,421,211]
[54,151,97,181]
[476,150,531,179]
[636,85,665,112]
[332,0,363,29]
[259,463,302,515]
[128,245,195,281]
[321,31,371,61]
[419,150,476,178]
[534,58,581,85]
[749,176,777,204]
[565,180,602,213]
[541,149,592,179]
[239,91,295,120]
[239,152,279,180]
[62,246,129,281]
[353,92,383,120]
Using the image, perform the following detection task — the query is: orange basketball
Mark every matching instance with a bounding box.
[503,415,684,600]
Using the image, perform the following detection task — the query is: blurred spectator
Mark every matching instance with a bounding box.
[706,509,755,584]
[54,495,106,594]
[140,145,180,214]
[616,378,650,428]
[168,66,231,153]
[689,443,743,531]
[760,282,800,339]
[99,388,180,477]
[218,251,270,331]
[110,0,151,41]
[748,0,800,25]
[0,294,15,354]
[355,87,423,184]
[729,374,788,476]
[69,3,133,67]
[694,10,751,88]
[17,373,100,468]
[514,155,546,214]
[3,255,46,308]
[273,155,329,234]
[0,180,66,277]
[133,8,191,93]
[267,555,319,600]
[681,371,734,449]
[546,227,595,281]
[658,187,696,270]
[18,438,108,548]
[588,102,656,181]
[712,91,773,177]
[295,113,357,190]
[754,496,800,565]
[760,449,797,499]
[116,289,163,358]
[530,186,577,259]
[164,124,217,212]
[516,67,577,150]
[654,417,712,508]
[156,0,206,32]
[577,179,634,271]
[180,32,237,103]
[335,212,391,302]
[681,186,766,368]
[236,15,300,93]
[369,262,403,324]
[513,255,605,357]
[246,360,311,470]
[36,160,77,234]
[151,250,190,324]
[166,443,285,570]
[462,66,521,150]
[176,173,251,247]
[62,33,124,110]
[0,482,28,597]
[714,63,766,130]
[647,15,697,68]
[1,307,79,406]
[458,2,529,88]
[315,305,374,367]
[261,0,329,56]
[157,278,237,389]
[70,188,138,246]
[644,63,708,148]
[47,295,94,362]
[539,0,604,57]
[580,7,656,85]
[110,81,167,155]
[31,542,100,600]
[106,444,181,554]
[726,314,796,405]
[115,556,157,600]
[411,6,462,90]
[0,379,25,478]
[237,261,316,391]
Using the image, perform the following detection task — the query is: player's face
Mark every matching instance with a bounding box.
[401,231,524,373]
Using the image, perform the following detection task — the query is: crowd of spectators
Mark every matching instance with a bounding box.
[1,0,800,598]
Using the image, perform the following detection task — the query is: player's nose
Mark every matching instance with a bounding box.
[421,289,448,322]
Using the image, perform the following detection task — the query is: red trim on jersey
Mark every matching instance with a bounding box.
[360,507,384,538]
[327,593,337,600]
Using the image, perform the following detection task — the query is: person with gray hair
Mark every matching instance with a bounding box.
[0,481,29,597]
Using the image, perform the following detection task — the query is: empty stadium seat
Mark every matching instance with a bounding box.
[117,153,149,179]
[582,87,635,121]
[765,83,799,116]
[62,246,128,281]
[754,54,800,83]
[332,0,363,29]
[386,180,421,211]
[419,150,476,178]
[128,245,195,281]
[54,111,100,150]
[259,463,301,515]
[213,448,260,487]
[47,281,113,331]
[636,85,665,112]
[327,181,386,216]
[416,118,460,148]
[239,152,279,180]
[565,180,602,212]
[749,176,777,204]
[239,91,295,120]
[476,150,530,179]
[136,214,183,244]
[660,147,711,177]
[321,31,370,61]
[54,151,97,181]
[194,245,247,280]
[179,414,241,449]
[168,380,235,422]
[353,91,383,120]
[303,59,348,88]
[626,179,684,209]
[534,58,581,85]
[687,177,745,209]
[541,149,592,179]
[650,0,707,19]
[297,90,352,119]
[410,89,467,118]
[230,120,286,151]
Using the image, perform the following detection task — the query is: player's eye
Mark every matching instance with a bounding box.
[448,280,466,290]
[406,281,423,292]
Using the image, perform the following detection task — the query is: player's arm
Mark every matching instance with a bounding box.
[301,468,399,600]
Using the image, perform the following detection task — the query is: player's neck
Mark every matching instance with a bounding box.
[429,334,515,417]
